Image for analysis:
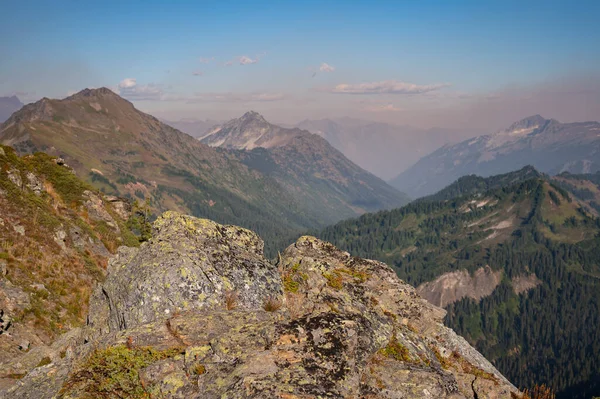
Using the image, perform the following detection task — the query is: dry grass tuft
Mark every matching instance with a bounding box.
[519,384,556,399]
[224,290,238,310]
[263,296,282,312]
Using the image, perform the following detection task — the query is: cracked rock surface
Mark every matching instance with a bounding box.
[2,211,518,399]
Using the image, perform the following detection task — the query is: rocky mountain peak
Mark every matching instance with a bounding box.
[1,88,129,131]
[0,96,25,124]
[64,87,134,111]
[501,114,547,136]
[0,95,23,107]
[239,110,267,124]
[4,211,518,398]
[201,111,302,150]
[67,87,120,100]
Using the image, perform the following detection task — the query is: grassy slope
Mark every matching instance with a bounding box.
[0,145,138,347]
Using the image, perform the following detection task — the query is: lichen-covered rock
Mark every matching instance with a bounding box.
[4,213,520,399]
[7,167,22,188]
[25,172,43,195]
[86,211,283,336]
[277,236,515,398]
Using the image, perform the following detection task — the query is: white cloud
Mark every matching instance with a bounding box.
[192,70,203,76]
[199,57,214,64]
[222,53,265,67]
[118,78,137,89]
[238,55,258,65]
[319,63,335,72]
[117,78,164,101]
[326,80,450,95]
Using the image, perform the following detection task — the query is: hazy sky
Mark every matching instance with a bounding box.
[1,0,599,130]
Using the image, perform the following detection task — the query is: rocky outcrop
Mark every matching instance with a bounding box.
[103,195,131,220]
[82,190,121,233]
[86,211,282,337]
[416,266,503,308]
[3,212,519,398]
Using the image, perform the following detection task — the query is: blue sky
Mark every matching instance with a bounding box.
[1,0,599,128]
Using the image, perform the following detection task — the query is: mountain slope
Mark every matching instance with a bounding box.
[391,115,600,198]
[296,117,475,180]
[0,96,23,123]
[320,171,600,398]
[202,112,410,223]
[423,165,543,202]
[553,171,600,215]
[0,145,142,385]
[0,89,335,255]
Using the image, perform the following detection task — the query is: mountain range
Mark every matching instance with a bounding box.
[200,111,409,220]
[3,85,600,397]
[320,166,600,398]
[0,88,407,255]
[0,96,23,123]
[391,115,600,198]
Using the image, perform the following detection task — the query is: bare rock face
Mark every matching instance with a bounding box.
[416,266,503,308]
[82,190,120,233]
[3,212,519,399]
[103,195,131,220]
[86,211,283,337]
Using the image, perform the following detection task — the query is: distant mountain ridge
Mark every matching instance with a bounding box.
[201,110,309,149]
[0,88,407,255]
[0,95,24,123]
[391,115,600,198]
[0,88,324,254]
[201,111,410,220]
[422,165,543,202]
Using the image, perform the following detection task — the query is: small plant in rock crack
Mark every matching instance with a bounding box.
[225,290,238,310]
[263,296,282,312]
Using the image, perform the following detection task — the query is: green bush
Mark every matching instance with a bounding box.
[61,345,183,399]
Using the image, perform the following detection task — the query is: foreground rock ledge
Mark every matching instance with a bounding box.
[2,211,519,398]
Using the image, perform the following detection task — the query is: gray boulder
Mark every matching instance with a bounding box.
[86,211,283,336]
